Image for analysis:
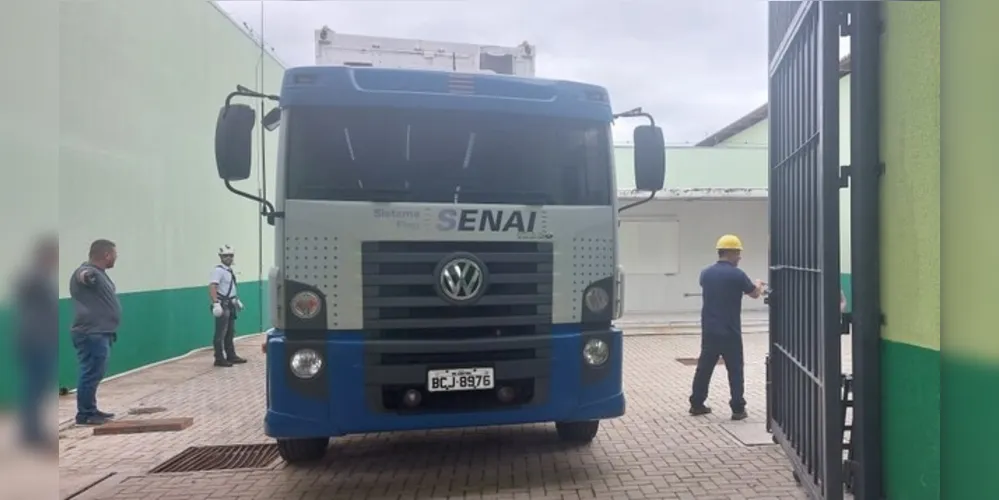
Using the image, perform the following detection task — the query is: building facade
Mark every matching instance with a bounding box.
[0,0,284,400]
[614,145,768,324]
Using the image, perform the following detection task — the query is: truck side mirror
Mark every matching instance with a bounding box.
[214,104,256,181]
[633,125,666,192]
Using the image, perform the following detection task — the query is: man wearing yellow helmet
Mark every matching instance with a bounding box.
[688,234,765,421]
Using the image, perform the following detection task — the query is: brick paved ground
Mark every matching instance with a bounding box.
[58,333,826,500]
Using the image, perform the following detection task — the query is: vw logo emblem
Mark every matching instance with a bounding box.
[435,254,488,304]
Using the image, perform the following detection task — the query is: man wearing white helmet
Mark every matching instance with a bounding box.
[209,245,246,367]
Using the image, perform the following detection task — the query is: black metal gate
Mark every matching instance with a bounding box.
[766,1,843,499]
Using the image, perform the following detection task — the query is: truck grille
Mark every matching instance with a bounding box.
[360,241,553,339]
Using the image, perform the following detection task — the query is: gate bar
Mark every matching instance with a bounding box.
[819,2,845,497]
[848,1,884,498]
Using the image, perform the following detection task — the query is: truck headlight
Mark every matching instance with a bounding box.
[290,291,322,320]
[290,348,323,379]
[584,286,610,313]
[583,339,610,366]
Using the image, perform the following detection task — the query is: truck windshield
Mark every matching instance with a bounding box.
[284,106,613,205]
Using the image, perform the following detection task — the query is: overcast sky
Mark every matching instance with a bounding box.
[217,0,774,144]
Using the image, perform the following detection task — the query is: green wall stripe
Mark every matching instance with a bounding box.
[941,353,999,500]
[840,273,852,312]
[0,281,266,405]
[882,339,940,500]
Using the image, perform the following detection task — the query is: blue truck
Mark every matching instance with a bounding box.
[213,64,665,463]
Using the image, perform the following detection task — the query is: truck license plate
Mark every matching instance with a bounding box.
[426,367,495,392]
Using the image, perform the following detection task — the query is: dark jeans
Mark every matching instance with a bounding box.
[689,334,746,412]
[72,332,112,420]
[18,339,56,443]
[213,304,238,361]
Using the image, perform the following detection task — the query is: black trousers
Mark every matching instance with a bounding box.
[689,334,746,412]
[213,302,238,361]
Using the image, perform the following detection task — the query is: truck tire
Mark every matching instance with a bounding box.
[555,420,600,444]
[276,437,329,464]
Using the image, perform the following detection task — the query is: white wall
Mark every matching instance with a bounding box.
[838,75,852,275]
[55,0,283,297]
[0,2,59,297]
[618,198,769,318]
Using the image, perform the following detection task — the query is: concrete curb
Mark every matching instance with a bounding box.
[622,329,769,337]
[63,332,265,394]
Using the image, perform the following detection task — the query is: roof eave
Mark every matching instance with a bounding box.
[617,188,768,200]
[694,54,852,147]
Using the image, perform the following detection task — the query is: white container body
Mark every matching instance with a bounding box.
[314,27,536,77]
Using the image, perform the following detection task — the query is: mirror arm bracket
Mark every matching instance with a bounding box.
[223,179,283,226]
[612,107,657,128]
[618,191,657,213]
[224,85,280,110]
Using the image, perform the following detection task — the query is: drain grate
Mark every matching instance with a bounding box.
[675,357,725,366]
[149,444,279,473]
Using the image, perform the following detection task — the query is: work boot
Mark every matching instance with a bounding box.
[214,359,233,367]
[731,410,748,421]
[96,410,115,420]
[689,405,712,416]
[227,356,247,364]
[75,415,109,426]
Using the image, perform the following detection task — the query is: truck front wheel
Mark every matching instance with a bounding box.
[555,420,600,444]
[276,437,330,464]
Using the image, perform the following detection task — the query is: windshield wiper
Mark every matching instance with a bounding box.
[299,185,410,194]
[457,189,551,205]
[298,185,411,202]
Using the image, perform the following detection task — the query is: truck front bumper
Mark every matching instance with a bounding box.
[263,326,624,438]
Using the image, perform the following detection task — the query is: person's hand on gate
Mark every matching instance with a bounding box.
[211,302,223,318]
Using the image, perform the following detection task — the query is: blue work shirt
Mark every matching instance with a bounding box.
[699,260,756,337]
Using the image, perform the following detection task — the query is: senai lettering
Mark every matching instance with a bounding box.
[436,208,538,232]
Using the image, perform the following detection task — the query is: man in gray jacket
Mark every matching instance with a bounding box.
[69,239,121,426]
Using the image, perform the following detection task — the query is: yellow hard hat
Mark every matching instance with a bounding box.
[716,234,743,251]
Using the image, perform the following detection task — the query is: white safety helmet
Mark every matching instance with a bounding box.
[218,245,235,256]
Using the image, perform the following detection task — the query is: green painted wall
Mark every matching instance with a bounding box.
[0,0,283,405]
[719,119,767,147]
[54,282,266,392]
[879,2,940,499]
[614,145,767,190]
[939,0,999,498]
[0,283,266,404]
